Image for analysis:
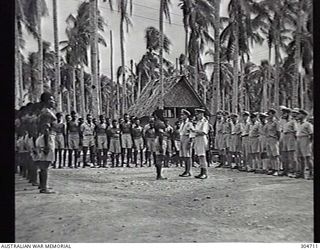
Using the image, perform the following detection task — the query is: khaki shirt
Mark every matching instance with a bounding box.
[297,120,313,137]
[283,119,297,134]
[222,120,232,134]
[231,121,242,135]
[179,118,194,138]
[266,118,280,139]
[241,119,250,136]
[249,121,260,138]
[193,117,209,137]
[80,122,95,136]
[215,119,224,135]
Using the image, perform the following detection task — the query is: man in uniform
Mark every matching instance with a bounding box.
[222,111,232,168]
[279,107,297,177]
[163,119,174,168]
[214,110,224,168]
[131,117,144,167]
[63,114,71,167]
[120,114,133,167]
[296,109,313,179]
[240,111,250,171]
[257,112,269,174]
[52,113,65,169]
[265,108,281,176]
[66,111,80,168]
[193,108,210,179]
[178,109,194,177]
[80,114,96,167]
[95,115,108,168]
[248,112,260,172]
[230,113,242,169]
[172,120,181,167]
[143,117,157,167]
[109,119,121,167]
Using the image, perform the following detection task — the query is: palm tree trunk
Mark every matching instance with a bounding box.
[72,68,77,113]
[159,0,164,108]
[15,18,23,108]
[37,0,43,98]
[110,30,114,86]
[52,0,62,111]
[80,65,85,117]
[90,0,100,116]
[239,56,245,112]
[137,71,141,99]
[293,0,302,108]
[184,25,188,59]
[66,91,71,114]
[274,34,280,109]
[212,0,221,114]
[232,22,239,114]
[222,85,225,111]
[120,1,126,113]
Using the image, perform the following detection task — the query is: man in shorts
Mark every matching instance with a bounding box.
[143,118,157,167]
[109,119,121,168]
[230,113,242,169]
[66,111,80,168]
[214,110,224,168]
[95,115,108,168]
[248,112,260,172]
[240,111,250,171]
[131,117,144,167]
[163,119,173,168]
[52,113,65,169]
[257,112,269,174]
[296,109,313,179]
[266,108,281,176]
[120,114,133,167]
[80,114,96,167]
[193,108,210,179]
[222,111,232,168]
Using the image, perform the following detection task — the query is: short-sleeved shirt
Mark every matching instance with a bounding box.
[193,117,209,137]
[179,119,194,137]
[120,121,132,134]
[297,121,313,137]
[266,119,280,139]
[279,118,287,133]
[231,121,242,135]
[109,126,121,138]
[163,125,173,139]
[222,120,232,134]
[80,122,95,136]
[259,122,268,137]
[241,119,250,136]
[249,121,260,137]
[95,123,107,135]
[131,125,143,138]
[283,119,297,134]
[215,119,224,135]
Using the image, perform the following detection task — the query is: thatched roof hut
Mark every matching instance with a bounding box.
[128,75,210,120]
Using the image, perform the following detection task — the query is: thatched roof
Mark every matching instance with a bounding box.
[128,75,209,117]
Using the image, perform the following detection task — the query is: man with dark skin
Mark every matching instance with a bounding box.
[172,120,182,168]
[153,109,167,180]
[132,118,144,167]
[66,111,80,168]
[120,114,133,167]
[96,115,108,168]
[163,119,173,168]
[52,113,66,169]
[80,114,96,167]
[63,114,71,167]
[143,117,156,167]
[109,119,121,167]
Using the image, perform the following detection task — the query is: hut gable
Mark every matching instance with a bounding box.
[128,75,208,117]
[164,78,204,108]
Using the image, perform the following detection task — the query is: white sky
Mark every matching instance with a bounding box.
[22,0,271,77]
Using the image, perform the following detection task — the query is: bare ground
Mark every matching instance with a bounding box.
[15,166,313,243]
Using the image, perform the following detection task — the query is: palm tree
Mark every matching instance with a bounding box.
[159,0,171,108]
[179,0,192,58]
[22,0,49,99]
[52,0,62,111]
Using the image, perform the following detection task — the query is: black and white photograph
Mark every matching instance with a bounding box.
[13,0,314,243]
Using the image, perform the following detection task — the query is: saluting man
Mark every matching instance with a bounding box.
[80,114,96,167]
[95,115,108,168]
[193,108,210,179]
[178,109,194,177]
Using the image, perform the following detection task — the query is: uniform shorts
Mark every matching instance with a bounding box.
[146,138,156,152]
[296,136,312,157]
[180,135,192,158]
[215,133,224,150]
[259,136,267,153]
[266,137,280,157]
[223,134,231,149]
[55,134,64,149]
[133,137,144,150]
[164,138,172,154]
[194,135,208,157]
[82,135,95,148]
[249,137,260,154]
[280,133,296,152]
[109,138,121,154]
[174,140,181,152]
[230,134,242,152]
[121,133,133,149]
[69,133,80,150]
[241,136,250,155]
[97,135,108,149]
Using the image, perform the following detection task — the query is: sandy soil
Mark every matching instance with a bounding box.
[15,166,313,243]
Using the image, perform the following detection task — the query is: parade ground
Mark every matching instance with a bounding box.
[15,167,313,243]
